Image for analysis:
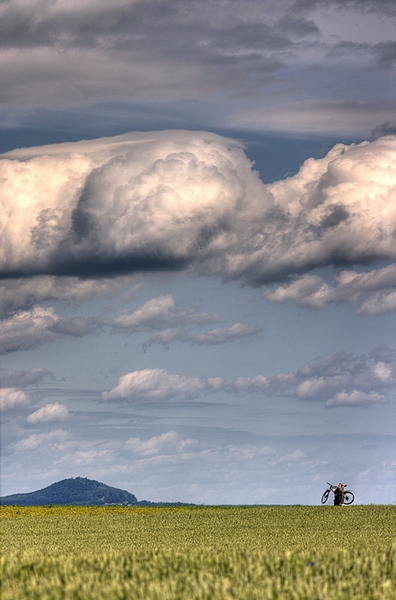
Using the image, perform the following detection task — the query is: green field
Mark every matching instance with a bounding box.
[1,505,395,599]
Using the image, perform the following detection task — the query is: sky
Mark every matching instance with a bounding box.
[0,0,395,505]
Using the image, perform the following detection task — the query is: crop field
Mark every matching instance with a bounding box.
[1,505,395,599]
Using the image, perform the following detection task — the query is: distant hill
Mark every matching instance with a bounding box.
[0,477,138,506]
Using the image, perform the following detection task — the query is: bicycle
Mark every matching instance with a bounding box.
[321,482,355,505]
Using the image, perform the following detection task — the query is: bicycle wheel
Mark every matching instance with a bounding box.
[321,489,330,504]
[343,491,354,505]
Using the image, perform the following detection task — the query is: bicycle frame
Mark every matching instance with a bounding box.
[321,482,355,505]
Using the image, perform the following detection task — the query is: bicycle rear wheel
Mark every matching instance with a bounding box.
[321,489,330,504]
[343,491,354,505]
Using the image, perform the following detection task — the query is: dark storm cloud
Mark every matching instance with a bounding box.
[0,0,393,136]
[290,0,396,14]
[326,40,396,69]
[371,121,396,139]
[0,0,311,52]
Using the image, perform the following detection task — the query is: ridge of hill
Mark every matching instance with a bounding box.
[0,477,194,506]
[0,477,138,506]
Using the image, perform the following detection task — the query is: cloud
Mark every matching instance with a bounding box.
[292,0,396,14]
[0,275,138,318]
[325,390,387,408]
[357,291,396,315]
[236,100,395,137]
[1,133,395,288]
[230,347,395,407]
[0,306,97,354]
[102,368,224,402]
[27,403,70,425]
[0,387,29,411]
[0,1,291,111]
[278,449,305,463]
[105,294,258,348]
[125,431,191,457]
[0,288,253,354]
[11,429,69,452]
[143,322,260,350]
[264,264,396,314]
[102,346,394,408]
[232,375,272,394]
[372,120,396,139]
[324,40,396,70]
[0,0,393,138]
[0,367,53,388]
[105,294,219,334]
[142,328,186,351]
[125,431,276,463]
[188,323,260,345]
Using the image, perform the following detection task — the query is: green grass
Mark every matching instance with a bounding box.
[1,506,395,599]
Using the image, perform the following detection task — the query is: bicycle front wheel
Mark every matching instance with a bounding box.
[321,489,330,504]
[343,491,354,505]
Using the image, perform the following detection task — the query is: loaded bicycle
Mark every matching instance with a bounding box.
[321,482,355,505]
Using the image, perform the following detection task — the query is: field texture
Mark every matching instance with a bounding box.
[1,505,395,599]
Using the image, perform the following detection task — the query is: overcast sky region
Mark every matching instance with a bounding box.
[1,0,395,505]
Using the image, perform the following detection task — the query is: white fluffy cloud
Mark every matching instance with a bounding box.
[265,264,396,314]
[1,133,395,289]
[102,368,224,402]
[325,390,387,408]
[27,403,70,425]
[125,431,193,457]
[101,347,394,408]
[105,294,218,334]
[12,429,69,452]
[0,387,29,411]
[230,347,395,407]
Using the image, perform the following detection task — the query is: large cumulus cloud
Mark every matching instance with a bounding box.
[1,132,395,291]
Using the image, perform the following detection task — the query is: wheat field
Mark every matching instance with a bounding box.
[1,505,395,599]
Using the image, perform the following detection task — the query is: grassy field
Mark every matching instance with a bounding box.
[1,505,395,599]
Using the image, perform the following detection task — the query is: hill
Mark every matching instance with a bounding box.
[0,477,138,506]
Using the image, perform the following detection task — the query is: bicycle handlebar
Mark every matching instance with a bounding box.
[326,482,347,489]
